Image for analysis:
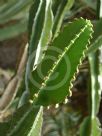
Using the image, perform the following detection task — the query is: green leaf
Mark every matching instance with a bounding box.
[91,118,101,136]
[28,0,53,59]
[0,103,40,136]
[25,0,46,91]
[0,19,27,41]
[0,0,33,24]
[89,52,101,116]
[97,0,102,18]
[52,0,62,16]
[38,0,53,48]
[28,0,40,42]
[86,35,102,54]
[80,116,91,136]
[93,19,102,41]
[34,0,53,64]
[26,0,53,91]
[52,0,74,38]
[86,19,102,54]
[80,116,101,136]
[28,18,93,106]
[18,91,30,108]
[83,52,102,136]
[80,51,102,136]
[82,0,96,10]
[0,0,17,13]
[27,106,43,136]
[28,0,46,56]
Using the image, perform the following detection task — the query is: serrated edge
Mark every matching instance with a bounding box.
[68,20,93,96]
[34,18,93,106]
[39,19,93,91]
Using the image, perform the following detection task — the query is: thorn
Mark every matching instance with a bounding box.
[49,69,53,73]
[34,93,38,98]
[76,34,79,38]
[74,73,77,79]
[41,83,45,87]
[65,47,68,51]
[44,76,48,80]
[90,35,93,39]
[55,104,59,108]
[69,91,72,97]
[29,99,33,103]
[71,40,74,44]
[58,55,62,59]
[81,28,85,32]
[79,59,82,64]
[82,52,85,58]
[90,27,93,31]
[64,98,68,104]
[47,106,50,110]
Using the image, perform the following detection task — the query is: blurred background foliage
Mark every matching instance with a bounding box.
[0,0,102,136]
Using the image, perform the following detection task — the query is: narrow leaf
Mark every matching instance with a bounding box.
[27,106,43,136]
[28,0,40,41]
[0,0,33,24]
[28,0,46,56]
[80,116,91,136]
[80,116,101,136]
[52,0,74,38]
[25,0,46,91]
[89,53,101,116]
[0,103,40,136]
[93,19,102,41]
[34,0,53,65]
[0,19,27,41]
[86,35,102,54]
[52,0,62,16]
[26,0,53,91]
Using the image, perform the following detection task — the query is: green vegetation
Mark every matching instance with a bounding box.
[0,0,102,135]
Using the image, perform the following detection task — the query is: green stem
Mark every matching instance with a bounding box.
[88,52,100,118]
[88,0,102,121]
[97,0,101,19]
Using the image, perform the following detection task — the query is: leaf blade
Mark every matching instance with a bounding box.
[0,103,40,136]
[28,18,93,106]
[27,107,43,136]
